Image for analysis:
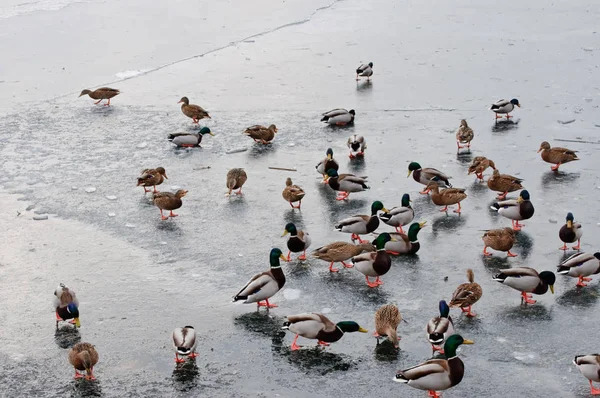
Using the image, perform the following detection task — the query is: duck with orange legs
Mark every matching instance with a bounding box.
[282,314,367,351]
[493,267,555,305]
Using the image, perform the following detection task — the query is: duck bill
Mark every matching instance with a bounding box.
[462,339,475,345]
[567,220,573,228]
[281,230,289,237]
[74,318,81,328]
[517,197,524,203]
[516,104,521,108]
[419,221,427,228]
[550,285,554,294]
[327,154,332,160]
[407,171,412,178]
[390,237,398,242]
[381,207,389,213]
[279,254,289,262]
[177,100,183,104]
[358,327,368,333]
[536,147,542,153]
[209,132,215,136]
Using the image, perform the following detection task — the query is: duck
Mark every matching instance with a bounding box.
[233,248,288,309]
[426,182,467,213]
[407,162,451,194]
[482,227,517,257]
[374,304,402,348]
[168,127,214,147]
[573,354,600,395]
[282,177,305,209]
[178,96,211,123]
[468,156,496,181]
[557,252,600,287]
[282,223,311,261]
[315,148,339,182]
[53,283,80,329]
[282,314,367,350]
[355,62,373,80]
[172,326,198,363]
[244,124,278,144]
[153,190,187,220]
[490,98,520,119]
[137,167,167,193]
[226,168,247,196]
[335,201,388,243]
[456,119,474,149]
[426,300,455,354]
[394,335,474,398]
[312,241,375,273]
[321,108,355,126]
[559,212,583,251]
[376,221,426,255]
[493,267,555,305]
[449,269,482,317]
[487,169,524,200]
[379,193,414,233]
[537,141,579,171]
[490,189,534,231]
[69,342,99,380]
[347,134,367,158]
[326,169,369,201]
[79,87,120,106]
[351,232,395,288]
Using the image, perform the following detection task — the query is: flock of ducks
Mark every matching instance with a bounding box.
[67,67,600,397]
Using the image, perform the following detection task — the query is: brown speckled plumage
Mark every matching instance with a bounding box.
[282,178,305,207]
[449,269,482,310]
[69,342,99,379]
[226,168,248,195]
[538,141,579,167]
[468,156,496,178]
[487,169,523,197]
[244,124,278,144]
[483,227,516,253]
[178,96,211,122]
[375,303,402,347]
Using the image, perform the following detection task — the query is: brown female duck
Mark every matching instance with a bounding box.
[244,124,278,144]
[226,168,247,195]
[487,169,523,200]
[282,177,305,209]
[426,182,467,213]
[178,96,211,123]
[153,190,187,220]
[468,156,496,181]
[482,227,517,257]
[312,241,375,272]
[374,303,402,348]
[456,119,474,149]
[79,87,120,106]
[537,141,579,171]
[449,269,482,317]
[137,167,167,193]
[69,342,99,380]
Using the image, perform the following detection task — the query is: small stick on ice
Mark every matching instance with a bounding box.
[269,167,297,172]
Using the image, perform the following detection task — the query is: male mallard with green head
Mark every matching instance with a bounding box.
[168,127,214,148]
[326,169,369,201]
[172,326,198,363]
[356,62,373,81]
[379,193,414,234]
[79,87,120,106]
[153,190,187,220]
[347,134,367,158]
[321,109,355,126]
[490,98,520,119]
[426,300,455,354]
[351,232,395,288]
[69,342,99,380]
[178,96,211,123]
[493,267,555,305]
[573,354,600,395]
[380,221,426,255]
[557,252,600,287]
[282,223,311,261]
[537,141,578,171]
[137,167,167,193]
[407,162,451,194]
[282,314,367,350]
[559,212,583,251]
[315,148,339,182]
[335,201,388,243]
[54,283,80,329]
[490,189,534,231]
[312,241,375,273]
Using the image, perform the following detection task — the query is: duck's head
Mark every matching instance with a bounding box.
[175,190,188,199]
[67,303,80,328]
[407,221,426,241]
[537,141,551,153]
[326,148,334,160]
[178,96,190,105]
[401,193,411,207]
[443,334,474,358]
[348,109,356,115]
[326,168,339,178]
[460,119,468,127]
[78,349,94,375]
[407,162,421,177]
[517,190,530,203]
[373,232,396,249]
[368,62,373,67]
[78,89,92,97]
[282,223,297,237]
[371,200,389,215]
[285,177,293,186]
[439,300,450,318]
[199,127,214,136]
[566,212,574,228]
[510,98,521,107]
[268,124,278,133]
[336,321,368,333]
[156,167,168,179]
[270,248,288,266]
[539,271,556,293]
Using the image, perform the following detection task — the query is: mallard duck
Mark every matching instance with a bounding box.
[321,108,355,126]
[312,241,375,273]
[282,223,311,261]
[172,326,198,363]
[351,232,395,288]
[326,169,369,201]
[282,314,367,350]
[456,119,474,149]
[315,148,339,182]
[377,221,426,255]
[487,169,524,200]
[490,98,520,119]
[537,141,579,171]
[137,167,167,193]
[379,193,414,233]
[573,354,600,395]
[394,335,474,398]
[493,267,555,305]
[356,62,373,80]
[426,300,455,354]
[559,212,583,251]
[69,342,99,380]
[407,162,451,194]
[482,227,517,257]
[347,134,367,158]
[226,168,247,195]
[557,252,600,287]
[79,87,120,106]
[168,127,214,147]
[449,269,482,317]
[244,124,278,144]
[335,201,388,243]
[178,96,211,123]
[468,156,496,181]
[54,283,80,329]
[426,182,467,213]
[374,304,402,348]
[490,190,534,231]
[282,177,305,209]
[233,248,288,309]
[153,190,187,220]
